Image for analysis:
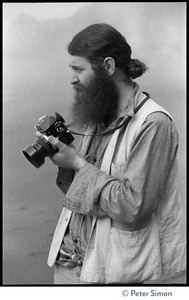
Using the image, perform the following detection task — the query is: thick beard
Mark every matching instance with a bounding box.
[71,66,119,129]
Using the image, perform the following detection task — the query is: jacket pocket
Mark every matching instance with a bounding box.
[105,223,161,283]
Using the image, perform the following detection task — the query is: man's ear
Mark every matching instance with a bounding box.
[103,57,115,75]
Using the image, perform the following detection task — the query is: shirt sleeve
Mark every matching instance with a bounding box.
[63,112,179,225]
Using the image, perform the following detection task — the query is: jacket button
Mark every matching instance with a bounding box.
[57,181,62,185]
[65,217,68,222]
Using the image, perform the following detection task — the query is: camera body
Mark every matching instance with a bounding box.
[22,112,74,168]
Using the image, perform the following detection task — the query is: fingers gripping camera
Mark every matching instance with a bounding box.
[22,112,74,168]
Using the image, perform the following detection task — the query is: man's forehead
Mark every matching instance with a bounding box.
[69,55,90,67]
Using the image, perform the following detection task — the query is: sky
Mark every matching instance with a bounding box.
[3,2,91,21]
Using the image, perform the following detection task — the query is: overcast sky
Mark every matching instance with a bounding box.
[3,3,91,19]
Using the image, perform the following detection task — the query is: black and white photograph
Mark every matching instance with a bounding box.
[2,2,186,295]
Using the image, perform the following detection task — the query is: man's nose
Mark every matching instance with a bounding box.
[70,74,79,85]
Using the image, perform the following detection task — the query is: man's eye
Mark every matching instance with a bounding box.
[76,68,83,73]
[73,66,83,71]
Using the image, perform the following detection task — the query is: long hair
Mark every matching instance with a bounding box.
[68,23,147,79]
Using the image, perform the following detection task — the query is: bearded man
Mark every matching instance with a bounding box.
[36,23,185,284]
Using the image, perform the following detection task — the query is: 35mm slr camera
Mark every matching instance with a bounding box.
[22,112,74,168]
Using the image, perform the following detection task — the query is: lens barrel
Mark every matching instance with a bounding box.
[22,137,57,168]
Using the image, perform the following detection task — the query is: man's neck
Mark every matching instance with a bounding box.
[115,77,135,119]
[104,79,134,128]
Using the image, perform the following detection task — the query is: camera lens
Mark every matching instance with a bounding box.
[23,143,46,168]
[23,136,58,168]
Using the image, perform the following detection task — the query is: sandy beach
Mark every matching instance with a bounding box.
[3,156,63,284]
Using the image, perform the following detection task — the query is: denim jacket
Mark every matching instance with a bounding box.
[47,87,186,283]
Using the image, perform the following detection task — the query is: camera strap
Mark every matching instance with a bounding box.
[69,92,150,137]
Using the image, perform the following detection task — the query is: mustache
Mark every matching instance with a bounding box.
[73,83,85,92]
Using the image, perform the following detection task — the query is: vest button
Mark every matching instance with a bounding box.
[57,181,62,185]
[65,217,68,222]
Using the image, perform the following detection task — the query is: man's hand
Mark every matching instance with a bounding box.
[36,131,87,171]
